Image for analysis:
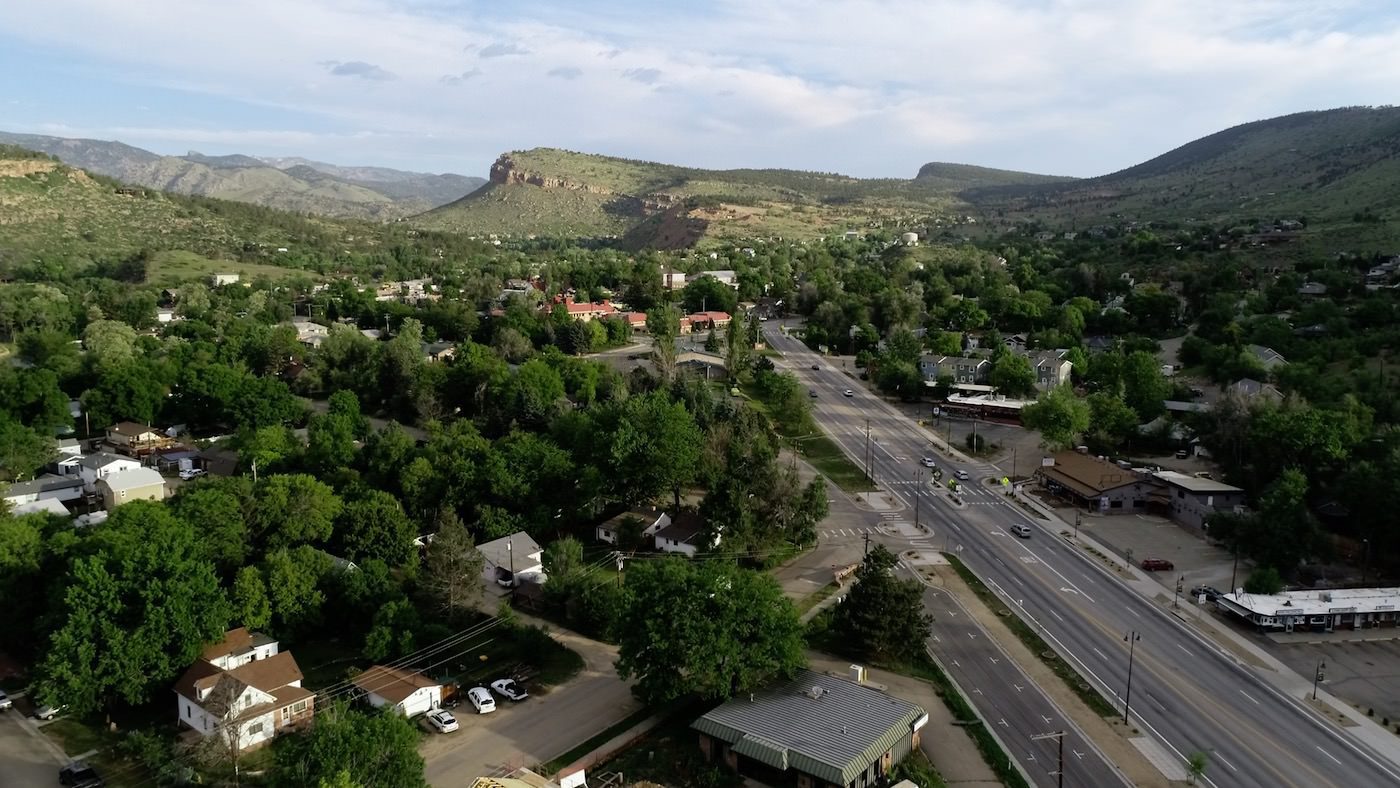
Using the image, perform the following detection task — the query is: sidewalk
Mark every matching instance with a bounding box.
[1013,487,1400,766]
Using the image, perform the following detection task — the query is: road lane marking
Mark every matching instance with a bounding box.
[1239,690,1259,705]
[1049,610,1065,622]
[1316,746,1342,766]
[1214,751,1238,772]
[1177,644,1192,657]
[1093,647,1108,660]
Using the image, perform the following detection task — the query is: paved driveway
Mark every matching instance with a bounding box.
[422,629,638,784]
[0,707,69,788]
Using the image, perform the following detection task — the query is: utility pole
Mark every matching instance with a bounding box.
[863,530,871,557]
[914,470,921,531]
[1012,446,1017,481]
[1123,631,1142,725]
[1074,510,1081,540]
[864,418,873,483]
[1230,542,1240,593]
[1313,659,1327,700]
[1174,575,1183,609]
[1031,731,1066,788]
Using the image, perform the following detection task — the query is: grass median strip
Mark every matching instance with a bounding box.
[540,705,658,775]
[945,553,1119,718]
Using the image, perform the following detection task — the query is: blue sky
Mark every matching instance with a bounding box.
[3,1,1399,178]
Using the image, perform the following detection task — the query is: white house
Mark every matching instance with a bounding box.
[174,628,313,752]
[156,308,178,324]
[211,273,241,286]
[10,497,71,517]
[596,508,670,544]
[289,319,330,349]
[96,466,167,509]
[477,531,546,586]
[78,453,141,492]
[351,665,442,717]
[654,512,715,558]
[3,474,84,507]
[698,270,739,290]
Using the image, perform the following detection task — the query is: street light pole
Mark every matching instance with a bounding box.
[1313,659,1326,700]
[1230,543,1240,593]
[1123,631,1142,725]
[914,470,921,531]
[1030,731,1066,788]
[1174,575,1184,609]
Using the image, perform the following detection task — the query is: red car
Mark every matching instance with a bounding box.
[1140,558,1174,572]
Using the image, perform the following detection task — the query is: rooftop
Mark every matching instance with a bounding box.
[1221,587,1400,618]
[351,664,441,705]
[80,451,138,470]
[692,669,926,786]
[4,473,84,497]
[98,466,165,492]
[477,531,543,569]
[1154,470,1243,494]
[655,512,706,545]
[1038,452,1143,497]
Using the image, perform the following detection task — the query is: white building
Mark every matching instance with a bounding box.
[662,270,687,290]
[351,665,443,717]
[1217,588,1400,633]
[211,274,241,286]
[654,512,716,558]
[78,452,141,492]
[698,270,739,290]
[2,474,83,507]
[174,628,313,752]
[477,531,546,586]
[596,508,670,545]
[96,466,166,509]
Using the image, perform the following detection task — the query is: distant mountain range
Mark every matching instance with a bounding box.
[0,132,485,219]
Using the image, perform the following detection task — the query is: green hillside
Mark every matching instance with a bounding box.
[962,106,1400,245]
[418,147,1058,246]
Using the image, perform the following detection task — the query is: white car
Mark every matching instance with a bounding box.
[178,468,206,480]
[920,456,936,468]
[954,470,970,481]
[843,389,855,397]
[1010,524,1032,539]
[0,690,11,711]
[425,708,459,733]
[35,704,65,721]
[490,678,529,702]
[467,686,496,714]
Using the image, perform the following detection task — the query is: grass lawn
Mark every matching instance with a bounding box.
[738,382,873,493]
[794,580,840,617]
[145,250,319,287]
[540,704,658,774]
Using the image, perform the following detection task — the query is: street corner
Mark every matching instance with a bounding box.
[853,491,904,512]
[902,549,948,566]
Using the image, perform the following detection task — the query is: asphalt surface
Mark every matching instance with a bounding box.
[767,323,1400,788]
[0,707,69,788]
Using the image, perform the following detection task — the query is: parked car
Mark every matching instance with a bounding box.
[494,566,516,588]
[920,456,937,468]
[1140,558,1174,572]
[35,703,66,721]
[178,467,206,480]
[954,470,970,481]
[467,686,496,714]
[490,678,529,702]
[843,389,855,397]
[809,390,818,398]
[425,708,459,733]
[810,363,820,370]
[1190,585,1223,601]
[59,761,104,787]
[1010,524,1032,539]
[0,690,11,711]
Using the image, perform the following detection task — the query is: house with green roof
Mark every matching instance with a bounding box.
[692,669,928,788]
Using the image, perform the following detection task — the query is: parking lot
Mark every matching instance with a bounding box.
[1269,635,1400,724]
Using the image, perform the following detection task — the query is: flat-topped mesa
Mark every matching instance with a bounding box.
[488,154,613,194]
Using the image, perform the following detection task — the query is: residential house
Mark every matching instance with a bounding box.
[1246,344,1288,370]
[693,669,927,788]
[156,308,178,324]
[105,422,171,456]
[1229,378,1284,404]
[96,467,166,508]
[210,274,241,286]
[1035,451,1158,512]
[662,270,687,290]
[477,531,546,586]
[375,279,436,303]
[918,355,990,385]
[421,342,456,363]
[1153,471,1246,529]
[698,270,740,290]
[558,297,618,322]
[78,452,142,492]
[654,512,715,557]
[174,628,313,752]
[1297,282,1328,297]
[1031,351,1073,389]
[11,498,71,517]
[1085,335,1115,353]
[687,312,732,331]
[1004,334,1028,354]
[351,665,443,717]
[290,319,330,349]
[2,474,83,508]
[596,507,670,545]
[610,311,648,332]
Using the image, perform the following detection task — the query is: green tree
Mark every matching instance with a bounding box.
[0,418,56,482]
[272,703,428,788]
[1021,385,1091,450]
[252,475,343,549]
[232,566,272,631]
[362,599,420,661]
[647,305,681,383]
[263,546,331,634]
[605,393,702,508]
[1087,392,1140,446]
[307,391,366,472]
[1121,350,1169,420]
[1244,567,1284,595]
[833,545,933,663]
[37,502,230,713]
[1186,751,1209,785]
[508,358,566,426]
[169,477,252,575]
[990,353,1035,396]
[419,509,484,620]
[703,328,720,352]
[681,276,738,316]
[82,319,140,371]
[542,536,585,581]
[338,489,416,566]
[615,558,805,705]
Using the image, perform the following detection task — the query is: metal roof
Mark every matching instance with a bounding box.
[691,670,925,785]
[1153,470,1243,494]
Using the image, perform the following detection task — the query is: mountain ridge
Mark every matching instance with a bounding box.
[0,132,485,219]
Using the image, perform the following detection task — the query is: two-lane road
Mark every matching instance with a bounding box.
[768,324,1400,788]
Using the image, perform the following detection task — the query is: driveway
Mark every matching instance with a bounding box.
[0,706,70,788]
[422,629,638,784]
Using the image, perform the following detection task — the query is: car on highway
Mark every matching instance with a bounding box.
[1140,558,1175,571]
[466,686,496,714]
[920,456,936,468]
[1010,524,1032,539]
[809,389,818,398]
[0,690,10,710]
[178,467,206,480]
[425,708,459,733]
[490,678,529,701]
[35,703,66,721]
[954,469,970,480]
[59,762,104,787]
[843,389,855,397]
[811,363,820,370]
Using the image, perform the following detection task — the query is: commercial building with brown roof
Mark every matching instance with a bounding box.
[1035,451,1159,512]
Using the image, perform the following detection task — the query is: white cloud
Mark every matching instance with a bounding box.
[1,1,1398,176]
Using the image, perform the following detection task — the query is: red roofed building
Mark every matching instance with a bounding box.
[613,311,648,331]
[688,311,732,330]
[554,296,618,322]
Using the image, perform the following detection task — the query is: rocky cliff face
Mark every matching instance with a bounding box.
[489,154,613,194]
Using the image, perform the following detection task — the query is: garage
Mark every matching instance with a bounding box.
[351,664,442,717]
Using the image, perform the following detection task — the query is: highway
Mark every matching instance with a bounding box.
[766,324,1400,788]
